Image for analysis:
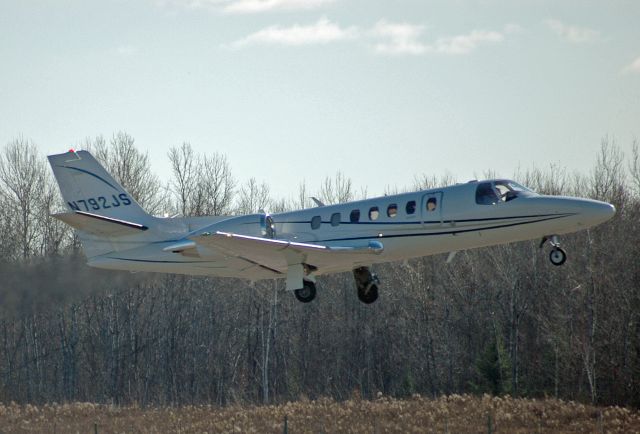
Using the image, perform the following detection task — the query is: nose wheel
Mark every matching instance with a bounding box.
[549,247,567,266]
[540,235,567,266]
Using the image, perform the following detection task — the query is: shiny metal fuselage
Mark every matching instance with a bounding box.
[90,181,615,279]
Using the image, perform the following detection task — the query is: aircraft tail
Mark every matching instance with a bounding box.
[48,150,159,257]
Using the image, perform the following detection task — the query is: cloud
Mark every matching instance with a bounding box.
[227,18,512,55]
[370,20,428,55]
[433,30,503,55]
[545,19,599,43]
[114,45,138,56]
[503,23,523,34]
[623,56,640,74]
[160,0,335,14]
[227,17,357,48]
[370,20,505,56]
[224,0,336,14]
[157,0,223,11]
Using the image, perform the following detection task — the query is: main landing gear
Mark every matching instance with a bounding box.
[540,235,567,266]
[294,280,317,303]
[353,266,380,304]
[290,265,381,305]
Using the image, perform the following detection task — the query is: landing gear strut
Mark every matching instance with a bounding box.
[540,235,567,266]
[294,280,316,303]
[353,266,380,304]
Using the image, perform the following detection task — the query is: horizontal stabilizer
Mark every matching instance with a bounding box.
[53,211,148,237]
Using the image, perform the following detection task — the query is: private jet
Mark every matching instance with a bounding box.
[48,150,616,304]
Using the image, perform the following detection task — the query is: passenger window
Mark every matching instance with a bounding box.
[476,183,499,205]
[369,206,379,220]
[426,198,437,212]
[387,204,398,218]
[350,209,360,223]
[331,213,341,227]
[406,200,416,215]
[311,216,321,229]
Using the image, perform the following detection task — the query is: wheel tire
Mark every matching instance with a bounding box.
[549,248,567,266]
[358,283,379,304]
[294,281,316,303]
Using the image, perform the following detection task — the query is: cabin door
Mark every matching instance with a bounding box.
[421,192,443,227]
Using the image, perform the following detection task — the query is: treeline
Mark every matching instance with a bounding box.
[0,133,639,408]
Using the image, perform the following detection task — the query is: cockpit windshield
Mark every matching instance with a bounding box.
[497,180,533,193]
[476,180,535,205]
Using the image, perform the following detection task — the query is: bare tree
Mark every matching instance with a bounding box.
[88,132,165,215]
[413,172,457,191]
[514,164,568,195]
[195,153,235,216]
[37,171,72,256]
[268,198,290,213]
[629,138,640,196]
[319,171,353,204]
[168,143,235,216]
[297,180,310,209]
[591,137,625,204]
[168,142,198,216]
[0,192,18,260]
[236,178,270,214]
[0,138,47,259]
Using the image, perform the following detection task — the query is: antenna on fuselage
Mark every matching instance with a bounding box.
[310,197,325,207]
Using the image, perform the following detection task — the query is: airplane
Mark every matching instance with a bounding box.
[48,150,616,304]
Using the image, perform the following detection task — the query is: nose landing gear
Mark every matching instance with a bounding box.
[549,248,567,266]
[540,235,567,266]
[353,266,380,304]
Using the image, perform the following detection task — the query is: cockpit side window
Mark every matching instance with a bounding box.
[495,182,510,199]
[495,180,534,202]
[476,183,499,205]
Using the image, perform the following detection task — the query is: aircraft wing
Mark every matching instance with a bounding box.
[181,231,383,274]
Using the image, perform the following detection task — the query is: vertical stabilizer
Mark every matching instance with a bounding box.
[48,150,158,257]
[48,150,151,223]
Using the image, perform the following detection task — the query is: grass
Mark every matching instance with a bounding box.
[1,394,639,433]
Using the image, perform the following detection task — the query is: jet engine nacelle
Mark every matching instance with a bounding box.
[199,213,275,239]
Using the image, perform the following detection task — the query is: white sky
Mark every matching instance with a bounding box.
[1,0,639,199]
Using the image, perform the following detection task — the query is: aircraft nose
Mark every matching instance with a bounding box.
[579,199,616,226]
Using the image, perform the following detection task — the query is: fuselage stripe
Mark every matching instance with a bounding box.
[317,214,571,243]
[278,212,573,227]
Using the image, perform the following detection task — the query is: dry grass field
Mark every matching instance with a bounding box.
[1,394,639,434]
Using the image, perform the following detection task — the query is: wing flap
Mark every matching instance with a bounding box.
[188,231,383,273]
[53,211,148,237]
